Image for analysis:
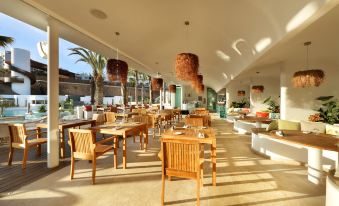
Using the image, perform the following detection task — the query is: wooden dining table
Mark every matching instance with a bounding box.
[91,122,148,169]
[161,127,217,186]
[36,119,96,158]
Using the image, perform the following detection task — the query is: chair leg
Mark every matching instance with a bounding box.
[153,128,155,139]
[113,137,118,169]
[139,132,143,150]
[8,146,13,166]
[70,155,75,180]
[197,178,200,206]
[92,157,96,185]
[22,147,28,170]
[200,164,204,187]
[161,173,165,206]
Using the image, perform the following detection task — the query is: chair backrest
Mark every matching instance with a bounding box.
[104,112,116,123]
[68,129,96,160]
[185,117,204,127]
[8,124,27,144]
[92,114,105,125]
[131,115,150,126]
[161,138,201,176]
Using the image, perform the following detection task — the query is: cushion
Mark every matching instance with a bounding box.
[266,120,278,131]
[278,120,301,131]
[325,124,339,136]
[300,121,326,133]
[83,105,92,111]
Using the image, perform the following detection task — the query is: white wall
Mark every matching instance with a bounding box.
[250,76,280,114]
[181,85,207,107]
[226,81,250,109]
[281,62,339,121]
[11,48,31,95]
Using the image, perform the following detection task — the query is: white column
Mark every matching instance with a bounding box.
[160,89,163,110]
[170,92,176,108]
[308,148,324,185]
[280,63,287,120]
[47,18,60,168]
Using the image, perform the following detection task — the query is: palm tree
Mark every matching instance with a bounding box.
[69,48,106,105]
[0,35,14,48]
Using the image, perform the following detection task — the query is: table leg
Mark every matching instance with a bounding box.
[60,128,65,158]
[144,127,148,152]
[334,152,339,178]
[308,147,324,184]
[139,131,143,150]
[123,134,127,169]
[211,140,217,186]
[36,127,42,156]
[113,136,118,169]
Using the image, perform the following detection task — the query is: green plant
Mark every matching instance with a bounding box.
[263,96,280,113]
[0,35,14,48]
[314,96,339,124]
[231,98,249,108]
[38,105,47,113]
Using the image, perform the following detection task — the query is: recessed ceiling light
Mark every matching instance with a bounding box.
[90,9,107,19]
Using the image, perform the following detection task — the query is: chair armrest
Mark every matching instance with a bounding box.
[25,131,47,140]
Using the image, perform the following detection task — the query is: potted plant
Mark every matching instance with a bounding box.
[309,96,339,124]
[260,96,280,119]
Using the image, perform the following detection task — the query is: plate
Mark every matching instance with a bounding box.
[174,131,183,135]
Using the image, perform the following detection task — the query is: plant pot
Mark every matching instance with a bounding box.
[269,113,280,119]
[256,111,269,118]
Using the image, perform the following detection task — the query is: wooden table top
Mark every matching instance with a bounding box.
[36,119,95,128]
[260,130,339,152]
[91,122,147,135]
[162,128,216,144]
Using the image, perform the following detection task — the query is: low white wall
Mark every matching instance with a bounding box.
[80,96,123,105]
[0,95,68,107]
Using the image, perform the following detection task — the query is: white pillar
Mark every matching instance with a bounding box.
[308,148,324,185]
[47,18,60,168]
[170,92,176,108]
[280,63,287,120]
[160,89,163,110]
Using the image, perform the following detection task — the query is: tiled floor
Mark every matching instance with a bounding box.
[0,119,325,206]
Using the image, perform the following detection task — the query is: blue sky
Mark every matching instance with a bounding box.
[0,12,92,74]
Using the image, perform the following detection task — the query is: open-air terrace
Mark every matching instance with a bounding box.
[0,0,339,206]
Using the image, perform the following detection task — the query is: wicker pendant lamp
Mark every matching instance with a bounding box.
[196,83,204,94]
[151,73,163,91]
[192,74,203,88]
[106,32,128,84]
[238,90,245,96]
[175,21,199,81]
[251,85,264,93]
[293,42,325,88]
[168,84,176,93]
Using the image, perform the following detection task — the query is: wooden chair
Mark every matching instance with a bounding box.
[185,116,204,127]
[148,114,161,138]
[131,115,150,148]
[8,123,47,170]
[68,129,117,184]
[104,112,117,123]
[161,138,204,206]
[92,113,106,126]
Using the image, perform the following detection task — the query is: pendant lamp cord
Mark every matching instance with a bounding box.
[115,32,120,60]
[304,41,311,69]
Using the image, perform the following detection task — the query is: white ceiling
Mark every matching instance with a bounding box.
[2,0,339,91]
